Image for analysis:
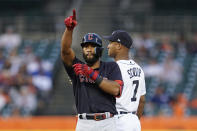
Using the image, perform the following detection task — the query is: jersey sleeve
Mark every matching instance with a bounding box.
[140,71,146,96]
[107,62,123,97]
[108,62,123,81]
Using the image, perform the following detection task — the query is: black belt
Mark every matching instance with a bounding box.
[78,112,114,121]
[118,111,136,114]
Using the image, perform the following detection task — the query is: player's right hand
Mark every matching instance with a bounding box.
[64,9,77,30]
[73,63,100,81]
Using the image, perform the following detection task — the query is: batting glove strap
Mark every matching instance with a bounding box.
[89,71,103,85]
[73,63,103,85]
[95,75,103,85]
[89,71,99,81]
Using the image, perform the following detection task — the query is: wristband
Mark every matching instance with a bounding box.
[95,75,103,85]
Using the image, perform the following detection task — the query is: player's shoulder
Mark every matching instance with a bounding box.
[101,61,120,69]
[102,60,118,66]
[117,59,144,70]
[117,59,139,66]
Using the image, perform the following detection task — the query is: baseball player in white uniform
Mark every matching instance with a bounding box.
[104,30,146,131]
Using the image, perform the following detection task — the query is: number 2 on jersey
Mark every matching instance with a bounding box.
[131,80,139,102]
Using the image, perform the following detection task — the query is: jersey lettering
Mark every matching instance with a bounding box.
[116,60,146,113]
[79,74,95,83]
[127,67,141,79]
[131,80,139,102]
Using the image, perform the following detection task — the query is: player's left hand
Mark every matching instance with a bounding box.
[73,63,99,81]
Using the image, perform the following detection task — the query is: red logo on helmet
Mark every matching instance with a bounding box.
[88,34,93,40]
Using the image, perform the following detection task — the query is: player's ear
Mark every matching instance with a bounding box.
[116,42,121,50]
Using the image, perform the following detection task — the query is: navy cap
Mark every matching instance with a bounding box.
[103,30,133,49]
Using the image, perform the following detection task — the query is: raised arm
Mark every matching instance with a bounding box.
[61,9,77,67]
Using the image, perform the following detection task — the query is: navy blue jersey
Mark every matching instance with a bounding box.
[63,57,122,114]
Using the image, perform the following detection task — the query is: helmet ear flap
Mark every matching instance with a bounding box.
[95,47,104,57]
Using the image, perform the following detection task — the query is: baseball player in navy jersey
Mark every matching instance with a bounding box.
[104,30,146,131]
[61,9,123,131]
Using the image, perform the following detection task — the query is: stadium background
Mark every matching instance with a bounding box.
[0,0,196,130]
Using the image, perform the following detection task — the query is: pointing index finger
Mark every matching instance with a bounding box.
[73,9,76,20]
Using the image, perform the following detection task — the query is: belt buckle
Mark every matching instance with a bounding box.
[94,113,102,121]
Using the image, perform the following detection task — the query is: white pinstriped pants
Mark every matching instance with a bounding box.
[75,117,116,131]
[115,113,141,131]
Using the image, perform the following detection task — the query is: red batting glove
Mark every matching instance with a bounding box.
[73,63,100,81]
[64,9,77,30]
